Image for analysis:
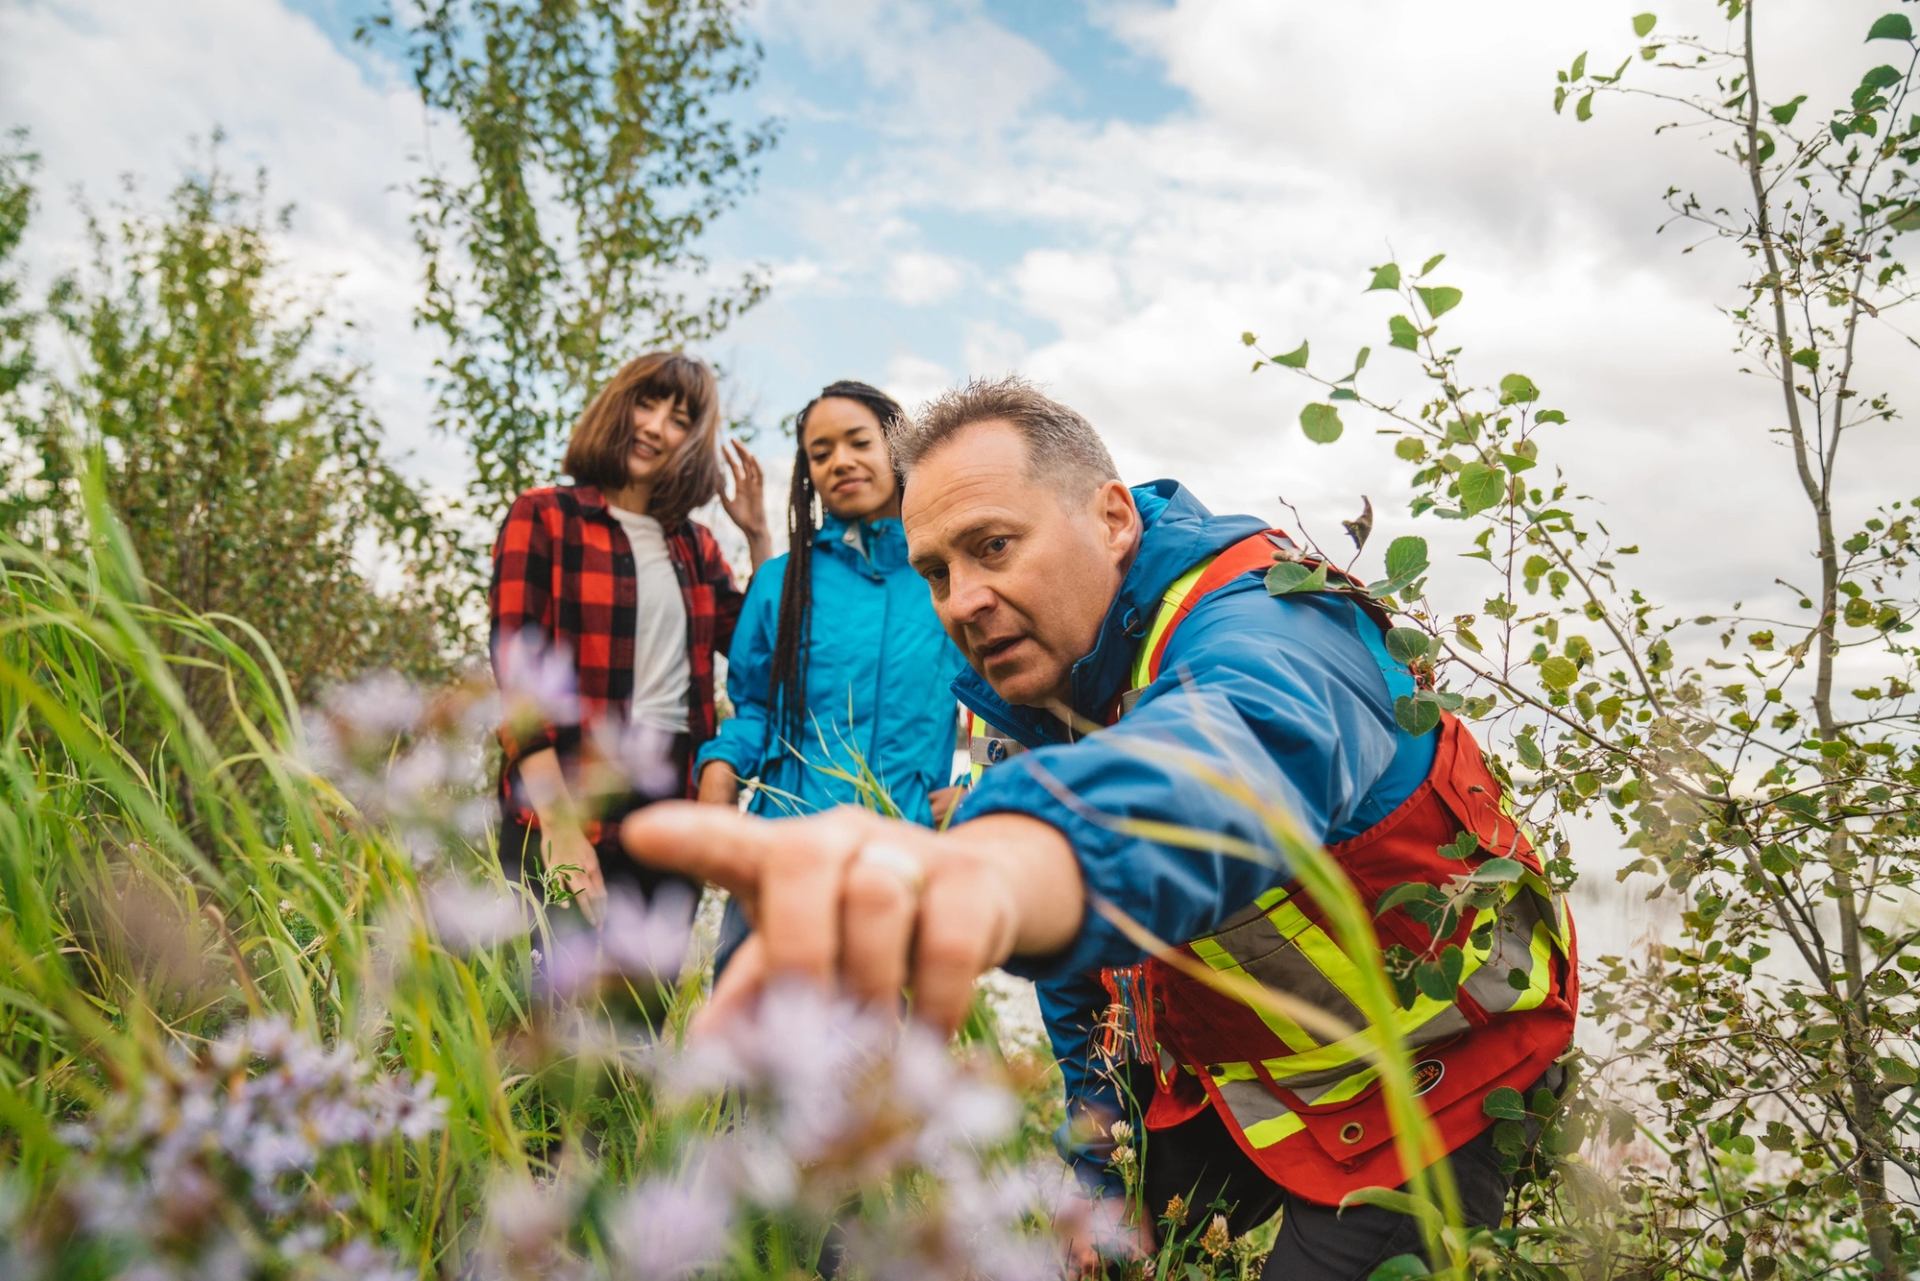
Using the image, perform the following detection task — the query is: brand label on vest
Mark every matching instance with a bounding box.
[1412,1060,1445,1096]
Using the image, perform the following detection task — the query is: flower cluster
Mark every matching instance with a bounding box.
[301,668,498,866]
[470,979,1120,1280]
[8,1018,443,1281]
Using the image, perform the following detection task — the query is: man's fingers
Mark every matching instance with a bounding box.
[620,801,770,897]
[694,932,767,1037]
[756,820,856,983]
[910,864,1000,1035]
[839,847,921,1010]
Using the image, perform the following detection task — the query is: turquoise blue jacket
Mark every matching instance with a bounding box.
[696,512,967,824]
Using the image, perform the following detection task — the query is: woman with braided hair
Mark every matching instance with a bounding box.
[695,380,967,971]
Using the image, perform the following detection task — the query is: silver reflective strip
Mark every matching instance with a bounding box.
[1195,909,1368,1040]
[1460,891,1550,1015]
[1215,1074,1296,1128]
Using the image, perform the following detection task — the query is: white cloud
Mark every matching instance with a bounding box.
[884,352,955,413]
[0,0,457,489]
[751,0,1059,139]
[884,249,966,305]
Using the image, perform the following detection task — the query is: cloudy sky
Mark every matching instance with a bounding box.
[4,0,1914,630]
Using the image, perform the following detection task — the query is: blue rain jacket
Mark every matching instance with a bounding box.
[698,511,967,822]
[951,480,1439,1193]
[703,513,966,974]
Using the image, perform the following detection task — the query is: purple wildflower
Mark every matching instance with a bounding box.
[607,1168,735,1280]
[496,629,582,729]
[425,877,531,954]
[536,883,695,1004]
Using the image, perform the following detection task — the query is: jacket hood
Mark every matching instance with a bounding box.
[953,479,1268,742]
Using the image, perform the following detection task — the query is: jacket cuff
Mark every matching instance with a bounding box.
[952,765,1136,984]
[693,733,757,779]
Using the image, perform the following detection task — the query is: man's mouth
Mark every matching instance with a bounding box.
[976,635,1026,664]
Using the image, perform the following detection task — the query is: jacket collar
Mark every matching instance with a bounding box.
[816,510,908,572]
[953,479,1268,746]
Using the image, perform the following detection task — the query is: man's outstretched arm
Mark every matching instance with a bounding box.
[620,803,1084,1034]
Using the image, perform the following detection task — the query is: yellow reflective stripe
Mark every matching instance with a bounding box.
[968,713,987,783]
[1190,936,1320,1055]
[1311,1064,1381,1107]
[1130,560,1210,689]
[1242,1111,1306,1147]
[1508,919,1555,1014]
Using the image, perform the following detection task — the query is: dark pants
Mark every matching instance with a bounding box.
[1140,1080,1544,1281]
[496,732,696,916]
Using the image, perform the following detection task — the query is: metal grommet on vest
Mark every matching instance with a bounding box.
[1339,1122,1365,1146]
[1121,605,1146,638]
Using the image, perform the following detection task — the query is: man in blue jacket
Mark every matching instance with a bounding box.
[622,377,1570,1279]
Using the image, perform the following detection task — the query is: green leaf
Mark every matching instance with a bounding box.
[1240,331,1257,346]
[1272,340,1310,368]
[1385,627,1431,665]
[1570,51,1588,80]
[1266,560,1329,596]
[1866,13,1913,40]
[1342,346,1372,381]
[1363,1254,1431,1281]
[1300,402,1344,443]
[1891,204,1920,232]
[1394,694,1442,737]
[1769,94,1807,124]
[1384,536,1429,584]
[1473,857,1527,883]
[1536,408,1568,424]
[1393,437,1427,462]
[1388,314,1420,350]
[1515,730,1544,770]
[1539,655,1579,692]
[1414,957,1460,1002]
[1498,373,1540,404]
[1368,262,1401,292]
[1484,1086,1529,1121]
[1576,89,1595,122]
[1417,252,1447,277]
[1457,461,1505,515]
[1376,882,1441,916]
[1878,1056,1919,1086]
[1632,12,1657,37]
[1791,347,1820,371]
[1416,285,1463,318]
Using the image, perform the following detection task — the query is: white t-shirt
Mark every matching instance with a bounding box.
[607,505,690,734]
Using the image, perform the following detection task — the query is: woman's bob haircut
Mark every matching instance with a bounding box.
[563,351,723,527]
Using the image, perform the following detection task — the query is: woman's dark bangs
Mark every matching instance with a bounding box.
[634,354,713,426]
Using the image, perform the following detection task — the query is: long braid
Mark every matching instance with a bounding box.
[767,380,906,751]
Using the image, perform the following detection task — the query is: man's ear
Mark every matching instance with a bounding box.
[1094,479,1140,565]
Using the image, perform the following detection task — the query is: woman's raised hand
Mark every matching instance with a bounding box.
[720,439,771,567]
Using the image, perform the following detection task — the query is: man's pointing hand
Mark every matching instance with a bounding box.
[619,801,1085,1036]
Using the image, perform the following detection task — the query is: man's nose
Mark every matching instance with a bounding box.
[942,564,996,628]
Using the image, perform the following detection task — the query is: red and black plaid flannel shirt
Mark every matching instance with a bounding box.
[489,483,743,841]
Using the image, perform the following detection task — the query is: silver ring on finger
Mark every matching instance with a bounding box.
[854,841,926,900]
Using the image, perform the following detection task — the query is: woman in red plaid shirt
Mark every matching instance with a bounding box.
[489,351,772,919]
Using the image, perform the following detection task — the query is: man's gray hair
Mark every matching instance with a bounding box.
[895,375,1119,496]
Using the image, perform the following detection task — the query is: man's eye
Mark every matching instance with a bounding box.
[983,536,1010,556]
